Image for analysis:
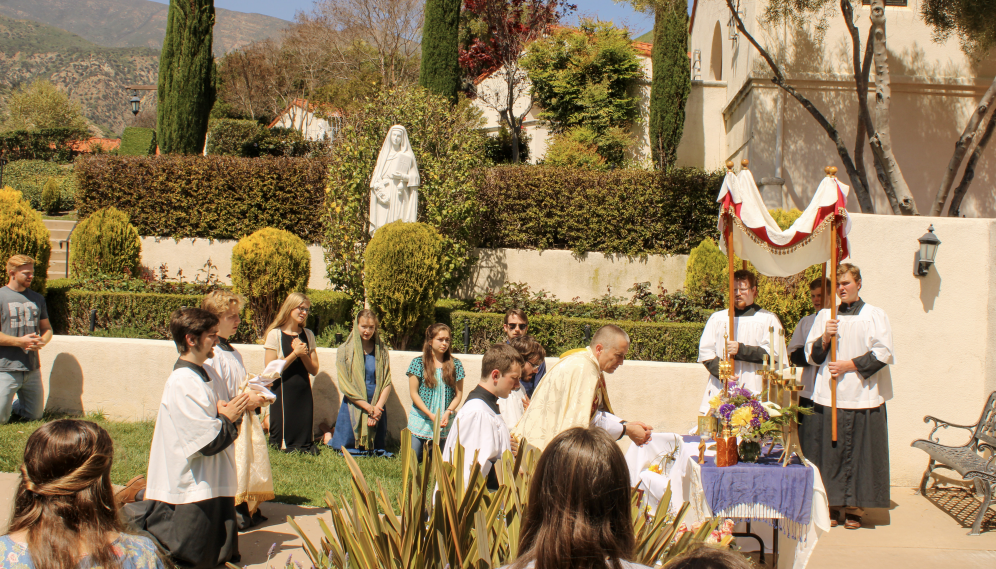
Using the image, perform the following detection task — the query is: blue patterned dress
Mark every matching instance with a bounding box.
[0,533,165,568]
[406,356,464,440]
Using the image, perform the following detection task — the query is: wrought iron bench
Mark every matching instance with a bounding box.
[911,391,996,535]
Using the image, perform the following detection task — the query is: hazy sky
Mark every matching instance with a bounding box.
[149,0,661,38]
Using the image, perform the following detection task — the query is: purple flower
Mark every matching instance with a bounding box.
[719,404,736,421]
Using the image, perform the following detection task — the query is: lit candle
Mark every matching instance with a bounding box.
[778,328,786,372]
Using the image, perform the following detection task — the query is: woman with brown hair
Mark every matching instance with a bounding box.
[263,292,320,454]
[406,323,465,462]
[1,419,164,569]
[508,426,651,569]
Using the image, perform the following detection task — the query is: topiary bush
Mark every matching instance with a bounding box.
[364,221,444,350]
[231,227,311,337]
[41,177,60,214]
[0,188,51,293]
[4,160,77,211]
[69,207,142,277]
[117,127,157,156]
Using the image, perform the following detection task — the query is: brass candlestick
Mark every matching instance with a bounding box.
[778,366,806,467]
[719,334,734,395]
[697,415,719,464]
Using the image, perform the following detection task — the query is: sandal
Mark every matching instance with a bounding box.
[844,513,862,529]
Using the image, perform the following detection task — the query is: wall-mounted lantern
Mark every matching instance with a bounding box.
[913,225,941,277]
[130,93,141,116]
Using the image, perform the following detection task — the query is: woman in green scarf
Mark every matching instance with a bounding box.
[326,310,393,456]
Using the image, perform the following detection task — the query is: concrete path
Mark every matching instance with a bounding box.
[0,472,993,568]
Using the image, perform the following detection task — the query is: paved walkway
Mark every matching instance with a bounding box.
[0,473,993,568]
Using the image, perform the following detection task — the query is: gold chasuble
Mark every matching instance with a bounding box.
[511,347,613,451]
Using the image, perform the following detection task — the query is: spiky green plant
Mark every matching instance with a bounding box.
[282,425,722,569]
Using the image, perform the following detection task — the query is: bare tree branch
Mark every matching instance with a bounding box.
[948,109,996,217]
[725,0,872,211]
[930,75,996,215]
[842,0,874,212]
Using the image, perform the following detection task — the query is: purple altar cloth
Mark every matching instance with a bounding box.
[688,436,814,527]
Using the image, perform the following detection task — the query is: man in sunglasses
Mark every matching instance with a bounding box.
[503,309,546,397]
[696,269,785,414]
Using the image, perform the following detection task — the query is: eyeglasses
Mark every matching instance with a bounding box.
[733,286,753,293]
[295,306,311,313]
[506,323,527,330]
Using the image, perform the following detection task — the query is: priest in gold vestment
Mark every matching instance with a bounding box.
[512,325,653,451]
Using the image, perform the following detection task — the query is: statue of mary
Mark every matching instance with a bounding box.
[369,124,420,235]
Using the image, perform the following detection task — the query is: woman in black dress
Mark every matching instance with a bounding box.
[263,292,320,454]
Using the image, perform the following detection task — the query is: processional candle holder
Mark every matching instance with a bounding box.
[697,415,719,465]
[719,334,734,395]
[778,366,806,467]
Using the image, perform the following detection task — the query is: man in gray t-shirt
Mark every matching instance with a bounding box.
[0,255,52,423]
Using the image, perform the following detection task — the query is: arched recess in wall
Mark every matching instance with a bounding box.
[710,22,723,81]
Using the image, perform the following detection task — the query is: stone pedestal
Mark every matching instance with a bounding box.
[759,176,785,210]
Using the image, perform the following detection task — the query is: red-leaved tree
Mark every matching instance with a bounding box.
[459,0,572,162]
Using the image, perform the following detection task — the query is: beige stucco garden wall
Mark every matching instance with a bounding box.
[140,239,690,302]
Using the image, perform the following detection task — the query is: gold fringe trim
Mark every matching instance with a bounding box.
[235,491,275,505]
[729,206,848,256]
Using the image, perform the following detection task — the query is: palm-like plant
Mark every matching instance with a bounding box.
[287,426,725,568]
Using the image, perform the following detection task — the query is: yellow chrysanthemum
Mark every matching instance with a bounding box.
[730,406,753,435]
[708,395,723,410]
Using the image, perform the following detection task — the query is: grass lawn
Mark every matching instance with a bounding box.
[0,414,404,509]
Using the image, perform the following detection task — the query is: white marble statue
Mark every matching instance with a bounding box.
[369,124,420,235]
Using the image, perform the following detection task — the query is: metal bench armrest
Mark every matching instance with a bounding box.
[923,415,978,443]
[978,442,996,474]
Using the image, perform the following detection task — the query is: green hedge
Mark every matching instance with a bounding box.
[74,156,328,241]
[0,128,88,162]
[46,279,353,343]
[477,165,723,255]
[5,160,77,211]
[448,310,703,363]
[118,127,157,156]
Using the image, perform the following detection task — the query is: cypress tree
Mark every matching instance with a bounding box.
[419,0,462,103]
[649,0,691,171]
[157,0,216,154]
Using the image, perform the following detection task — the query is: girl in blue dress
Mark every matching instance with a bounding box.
[407,323,465,462]
[327,310,393,456]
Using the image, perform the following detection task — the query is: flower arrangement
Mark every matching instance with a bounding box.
[707,386,812,457]
[675,519,735,545]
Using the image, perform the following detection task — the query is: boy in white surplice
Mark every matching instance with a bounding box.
[697,269,785,413]
[442,343,524,490]
[123,308,250,568]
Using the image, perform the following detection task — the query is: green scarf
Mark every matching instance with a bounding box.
[336,314,392,449]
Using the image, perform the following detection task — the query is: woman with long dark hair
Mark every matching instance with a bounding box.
[263,292,320,454]
[406,323,464,462]
[509,427,650,569]
[1,419,164,569]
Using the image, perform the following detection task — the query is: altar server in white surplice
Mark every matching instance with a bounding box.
[443,344,523,490]
[123,308,250,569]
[697,269,785,413]
[788,277,833,402]
[804,263,893,529]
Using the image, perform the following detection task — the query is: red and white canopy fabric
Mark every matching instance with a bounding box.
[717,170,851,277]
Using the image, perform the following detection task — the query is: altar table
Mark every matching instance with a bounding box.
[625,433,831,569]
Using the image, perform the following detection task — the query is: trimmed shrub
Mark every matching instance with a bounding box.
[478,165,722,256]
[483,125,531,164]
[684,238,728,298]
[45,279,352,342]
[41,178,60,214]
[118,127,157,156]
[365,221,444,350]
[4,160,77,211]
[74,155,327,241]
[206,119,264,156]
[231,227,311,337]
[324,87,488,300]
[0,188,51,293]
[0,128,88,162]
[69,207,142,277]
[544,129,607,171]
[450,310,703,362]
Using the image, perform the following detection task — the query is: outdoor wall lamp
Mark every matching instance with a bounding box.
[130,93,141,116]
[913,225,941,277]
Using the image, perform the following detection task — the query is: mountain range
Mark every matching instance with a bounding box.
[0,0,290,56]
[0,0,290,135]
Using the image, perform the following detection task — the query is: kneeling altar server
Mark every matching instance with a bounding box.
[442,343,523,490]
[124,308,249,568]
[804,263,893,530]
[697,269,784,413]
[512,325,653,451]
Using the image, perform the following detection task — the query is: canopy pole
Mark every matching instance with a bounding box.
[726,160,736,395]
[827,166,840,442]
[740,159,749,273]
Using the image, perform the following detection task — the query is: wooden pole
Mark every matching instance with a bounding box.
[826,166,839,442]
[726,161,737,384]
